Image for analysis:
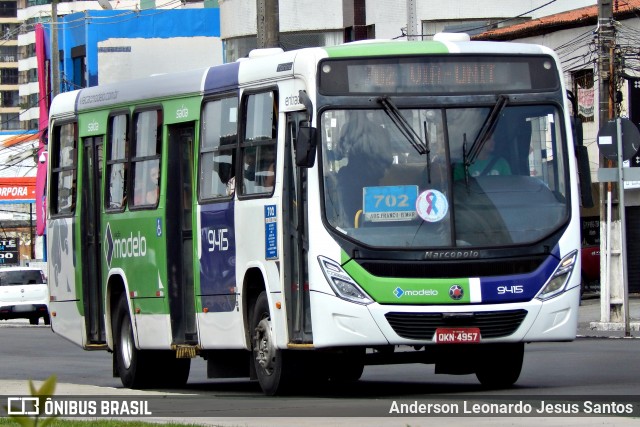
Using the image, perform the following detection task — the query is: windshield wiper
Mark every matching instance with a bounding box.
[377,96,428,156]
[463,95,508,179]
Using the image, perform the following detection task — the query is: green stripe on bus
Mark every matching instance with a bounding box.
[343,259,471,304]
[324,41,449,58]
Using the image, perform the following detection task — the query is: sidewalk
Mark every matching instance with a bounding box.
[577,293,640,338]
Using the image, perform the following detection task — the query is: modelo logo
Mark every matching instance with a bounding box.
[176,105,189,119]
[87,120,99,132]
[394,287,438,298]
[104,223,147,268]
[113,231,147,259]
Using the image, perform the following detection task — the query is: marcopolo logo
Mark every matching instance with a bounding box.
[449,285,464,300]
[104,223,148,268]
[394,287,438,298]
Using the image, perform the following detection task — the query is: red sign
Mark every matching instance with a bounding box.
[435,327,481,344]
[0,177,37,202]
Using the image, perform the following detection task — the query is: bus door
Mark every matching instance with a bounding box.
[80,136,106,345]
[166,123,197,344]
[283,112,312,343]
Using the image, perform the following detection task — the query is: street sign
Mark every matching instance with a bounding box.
[597,118,640,161]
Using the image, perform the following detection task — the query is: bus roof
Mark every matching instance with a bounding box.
[50,38,556,117]
[322,39,554,58]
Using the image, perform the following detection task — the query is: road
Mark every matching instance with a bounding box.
[1,321,640,426]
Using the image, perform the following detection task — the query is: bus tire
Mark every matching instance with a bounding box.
[475,342,524,389]
[251,291,298,395]
[113,295,154,389]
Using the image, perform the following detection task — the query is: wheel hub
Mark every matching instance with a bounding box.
[120,317,133,369]
[254,317,276,375]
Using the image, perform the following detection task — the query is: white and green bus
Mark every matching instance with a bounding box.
[47,34,587,395]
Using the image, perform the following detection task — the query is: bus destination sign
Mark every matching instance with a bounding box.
[319,55,559,95]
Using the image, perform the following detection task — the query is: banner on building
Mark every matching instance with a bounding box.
[578,87,594,119]
[0,177,36,204]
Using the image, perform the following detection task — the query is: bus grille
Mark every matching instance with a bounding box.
[384,309,528,340]
[359,257,546,278]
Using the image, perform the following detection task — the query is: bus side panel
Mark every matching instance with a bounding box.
[197,201,245,349]
[48,217,86,347]
[103,214,172,349]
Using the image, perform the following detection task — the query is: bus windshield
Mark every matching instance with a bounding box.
[321,104,569,248]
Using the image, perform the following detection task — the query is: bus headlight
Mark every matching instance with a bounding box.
[318,256,373,305]
[536,250,578,301]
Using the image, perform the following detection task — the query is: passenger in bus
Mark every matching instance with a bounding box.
[337,112,392,226]
[453,132,511,180]
[243,147,275,193]
[135,164,159,205]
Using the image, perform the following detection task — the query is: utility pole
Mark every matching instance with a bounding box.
[256,0,279,49]
[51,0,60,97]
[595,0,630,334]
[406,0,418,40]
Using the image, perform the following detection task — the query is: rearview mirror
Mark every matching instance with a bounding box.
[296,122,317,167]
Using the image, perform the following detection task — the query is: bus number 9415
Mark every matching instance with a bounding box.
[207,228,229,252]
[497,285,523,294]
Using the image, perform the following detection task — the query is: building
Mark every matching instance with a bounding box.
[0,0,19,131]
[5,0,222,262]
[218,0,595,61]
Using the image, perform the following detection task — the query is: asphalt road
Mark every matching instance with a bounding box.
[1,321,640,426]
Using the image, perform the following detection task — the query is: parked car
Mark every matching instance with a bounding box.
[581,245,600,295]
[0,267,49,325]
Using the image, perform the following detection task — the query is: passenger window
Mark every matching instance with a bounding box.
[50,122,77,215]
[131,110,162,208]
[106,114,129,211]
[240,91,278,196]
[199,96,238,200]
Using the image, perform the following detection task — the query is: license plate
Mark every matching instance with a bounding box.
[13,305,34,313]
[435,327,481,344]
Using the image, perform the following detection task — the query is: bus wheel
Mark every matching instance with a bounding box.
[251,291,297,395]
[114,295,153,389]
[475,343,524,389]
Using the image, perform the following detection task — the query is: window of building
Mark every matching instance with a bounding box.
[50,122,77,215]
[0,45,16,62]
[106,114,129,211]
[0,113,20,130]
[1,91,18,107]
[199,96,238,200]
[224,30,342,62]
[1,68,17,85]
[0,2,17,18]
[131,109,162,207]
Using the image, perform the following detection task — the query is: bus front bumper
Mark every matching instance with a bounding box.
[309,285,580,348]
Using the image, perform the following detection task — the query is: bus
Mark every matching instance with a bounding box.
[47,33,588,395]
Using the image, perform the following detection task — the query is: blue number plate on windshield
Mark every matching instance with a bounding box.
[363,185,418,222]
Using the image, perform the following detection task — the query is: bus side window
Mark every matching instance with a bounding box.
[50,122,78,215]
[199,96,238,200]
[131,109,162,208]
[240,90,277,196]
[106,114,128,210]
